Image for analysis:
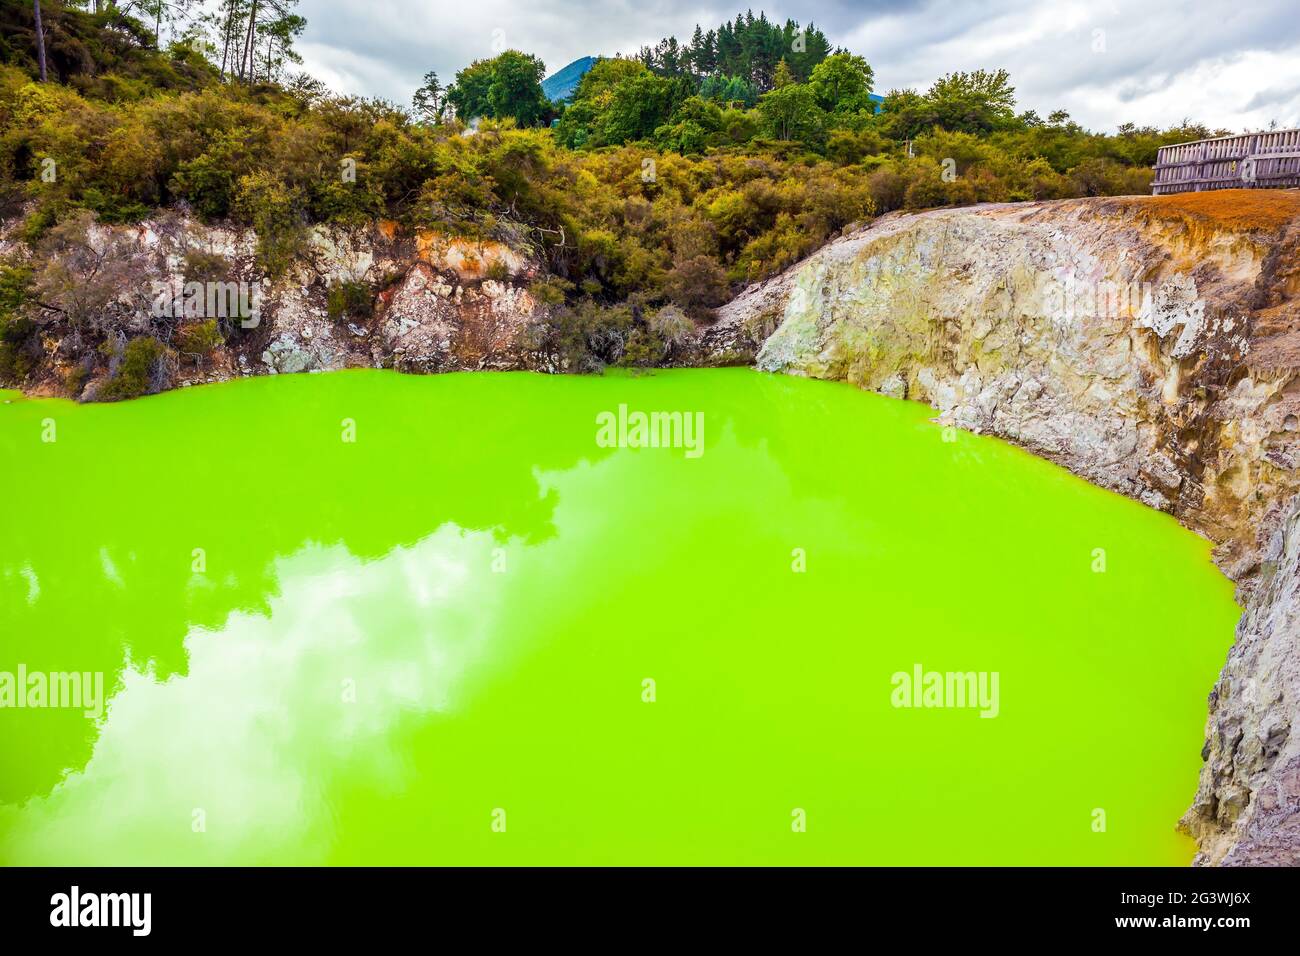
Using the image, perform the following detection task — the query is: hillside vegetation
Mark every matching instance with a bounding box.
[0,2,1225,394]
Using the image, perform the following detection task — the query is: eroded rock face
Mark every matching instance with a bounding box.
[1210,495,1300,865]
[2,213,756,390]
[737,191,1300,865]
[2,215,564,391]
[251,225,564,377]
[377,265,546,372]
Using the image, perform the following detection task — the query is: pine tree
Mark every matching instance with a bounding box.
[688,25,705,75]
[412,71,445,124]
[772,58,794,89]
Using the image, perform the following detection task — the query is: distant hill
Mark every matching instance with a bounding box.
[542,56,597,103]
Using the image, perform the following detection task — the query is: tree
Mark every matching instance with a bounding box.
[570,57,645,102]
[782,18,831,83]
[486,50,548,126]
[206,0,302,83]
[639,13,830,92]
[757,82,824,144]
[33,0,47,81]
[256,9,304,82]
[412,71,445,124]
[654,95,723,153]
[238,0,258,80]
[556,59,686,148]
[924,69,1017,134]
[686,24,707,74]
[877,88,931,140]
[114,1,203,48]
[447,51,548,127]
[215,0,247,79]
[700,73,757,108]
[445,58,494,120]
[809,52,874,112]
[593,69,684,145]
[772,58,795,89]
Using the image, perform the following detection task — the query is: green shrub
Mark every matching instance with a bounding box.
[16,207,58,245]
[545,300,635,372]
[0,315,37,382]
[663,255,728,319]
[233,171,306,278]
[325,280,373,323]
[100,336,170,401]
[63,362,90,396]
[174,319,224,358]
[182,250,231,285]
[80,188,152,224]
[528,276,573,307]
[620,327,665,367]
[0,264,34,382]
[0,263,31,314]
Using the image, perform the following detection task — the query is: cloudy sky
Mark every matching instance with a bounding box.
[292,0,1300,133]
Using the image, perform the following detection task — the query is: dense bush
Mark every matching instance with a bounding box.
[100,335,170,400]
[0,263,36,380]
[174,319,224,359]
[325,280,374,323]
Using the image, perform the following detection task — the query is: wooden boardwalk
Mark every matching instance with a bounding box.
[1152,129,1300,194]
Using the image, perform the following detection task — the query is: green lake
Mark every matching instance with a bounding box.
[0,367,1239,865]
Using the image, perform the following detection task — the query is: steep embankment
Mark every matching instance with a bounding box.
[0,214,750,399]
[0,215,561,394]
[728,189,1300,865]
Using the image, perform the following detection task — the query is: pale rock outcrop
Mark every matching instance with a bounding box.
[377,265,544,372]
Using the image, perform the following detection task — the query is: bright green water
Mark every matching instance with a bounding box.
[0,368,1237,865]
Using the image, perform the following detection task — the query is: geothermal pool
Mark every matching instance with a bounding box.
[0,368,1238,864]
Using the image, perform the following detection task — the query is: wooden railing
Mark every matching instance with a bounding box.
[1151,128,1300,194]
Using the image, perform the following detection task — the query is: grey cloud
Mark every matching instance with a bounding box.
[1245,81,1300,111]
